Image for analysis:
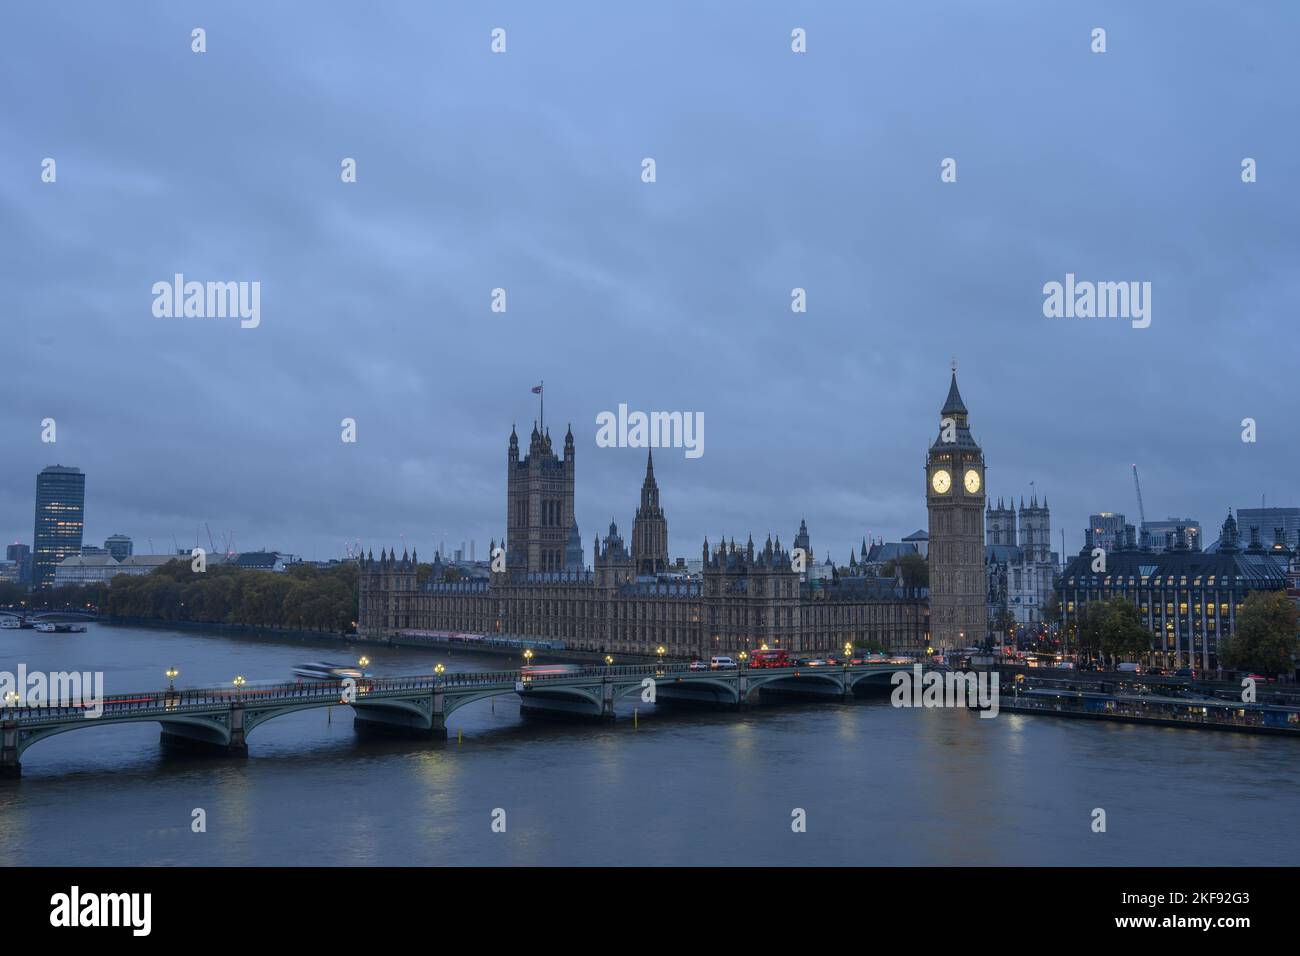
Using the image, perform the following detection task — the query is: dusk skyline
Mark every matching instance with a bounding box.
[4,1,1296,563]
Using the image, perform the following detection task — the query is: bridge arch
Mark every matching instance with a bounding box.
[13,712,233,759]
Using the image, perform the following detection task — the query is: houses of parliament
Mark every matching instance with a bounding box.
[358,418,931,658]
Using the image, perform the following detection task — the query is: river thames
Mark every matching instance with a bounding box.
[1,624,1296,866]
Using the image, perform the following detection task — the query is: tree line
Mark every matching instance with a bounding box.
[0,561,359,633]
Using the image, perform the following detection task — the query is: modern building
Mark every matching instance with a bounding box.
[32,465,85,590]
[359,418,929,657]
[1141,518,1202,553]
[1058,511,1288,671]
[1088,512,1127,553]
[104,534,134,561]
[1225,507,1300,552]
[6,543,31,586]
[926,371,987,650]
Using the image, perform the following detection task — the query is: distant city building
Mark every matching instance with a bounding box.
[53,553,121,587]
[32,465,85,590]
[6,543,32,585]
[986,496,1060,631]
[104,534,133,561]
[861,538,920,575]
[0,561,21,583]
[1088,512,1127,553]
[902,530,928,559]
[1059,511,1288,671]
[1224,507,1300,552]
[117,554,208,576]
[234,551,287,573]
[80,545,108,556]
[1141,517,1202,553]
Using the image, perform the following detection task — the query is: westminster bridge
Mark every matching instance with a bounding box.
[0,661,902,777]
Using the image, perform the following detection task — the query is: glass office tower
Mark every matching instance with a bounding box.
[32,465,85,590]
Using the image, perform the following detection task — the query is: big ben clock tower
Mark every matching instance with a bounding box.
[926,367,986,652]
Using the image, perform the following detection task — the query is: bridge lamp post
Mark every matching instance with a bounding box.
[232,675,246,697]
[738,651,748,669]
[358,656,370,669]
[435,663,446,687]
[2,691,18,711]
[604,655,613,672]
[523,648,534,667]
[166,667,179,691]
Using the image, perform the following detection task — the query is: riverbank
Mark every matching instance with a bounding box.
[103,618,664,664]
[1000,686,1300,737]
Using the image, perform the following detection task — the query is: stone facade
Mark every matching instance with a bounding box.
[925,372,987,649]
[358,419,929,658]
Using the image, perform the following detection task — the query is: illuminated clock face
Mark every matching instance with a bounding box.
[931,469,951,494]
[964,469,981,493]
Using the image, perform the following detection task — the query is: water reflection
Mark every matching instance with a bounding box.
[2,624,1297,865]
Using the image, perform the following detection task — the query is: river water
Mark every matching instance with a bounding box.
[1,623,1295,865]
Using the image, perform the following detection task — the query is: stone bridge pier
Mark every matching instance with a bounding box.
[2,721,21,779]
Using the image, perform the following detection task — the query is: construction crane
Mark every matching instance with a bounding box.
[1131,464,1148,527]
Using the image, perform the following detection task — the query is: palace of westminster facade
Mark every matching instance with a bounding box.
[359,373,1300,663]
[358,411,941,657]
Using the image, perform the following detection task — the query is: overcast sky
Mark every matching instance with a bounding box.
[2,1,1297,565]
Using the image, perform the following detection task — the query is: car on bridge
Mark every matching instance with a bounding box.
[520,664,583,682]
[710,656,738,669]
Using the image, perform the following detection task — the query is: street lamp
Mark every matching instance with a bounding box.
[604,655,614,670]
[523,648,534,667]
[166,667,179,691]
[358,656,370,669]
[435,663,446,676]
[232,675,246,696]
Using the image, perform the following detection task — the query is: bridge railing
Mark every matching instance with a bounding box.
[2,661,895,724]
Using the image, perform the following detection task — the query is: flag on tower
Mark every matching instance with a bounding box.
[531,384,543,394]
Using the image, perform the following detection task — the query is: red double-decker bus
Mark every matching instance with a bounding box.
[749,648,792,669]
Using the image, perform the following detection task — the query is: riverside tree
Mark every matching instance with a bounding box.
[1218,590,1298,676]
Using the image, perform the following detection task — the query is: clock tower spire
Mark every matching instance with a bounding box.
[926,368,987,652]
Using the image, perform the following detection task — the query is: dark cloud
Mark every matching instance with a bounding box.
[2,1,1296,563]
